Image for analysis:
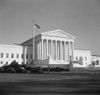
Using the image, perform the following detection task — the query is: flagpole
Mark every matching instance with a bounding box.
[32,20,40,64]
[33,20,36,62]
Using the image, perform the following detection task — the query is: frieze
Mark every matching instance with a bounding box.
[41,29,75,39]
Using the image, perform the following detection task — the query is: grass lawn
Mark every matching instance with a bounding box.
[0,72,100,95]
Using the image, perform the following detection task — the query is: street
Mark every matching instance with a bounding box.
[0,73,100,95]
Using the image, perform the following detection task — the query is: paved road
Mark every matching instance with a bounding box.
[0,73,100,95]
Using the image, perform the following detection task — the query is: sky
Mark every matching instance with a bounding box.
[0,0,100,55]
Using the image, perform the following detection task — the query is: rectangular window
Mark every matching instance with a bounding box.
[31,54,33,59]
[1,53,3,58]
[11,53,14,58]
[6,62,8,65]
[85,57,87,60]
[26,54,28,59]
[6,53,9,58]
[22,54,23,58]
[76,57,78,60]
[96,60,99,65]
[16,54,19,58]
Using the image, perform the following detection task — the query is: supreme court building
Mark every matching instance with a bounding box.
[34,29,75,66]
[0,29,92,68]
[22,29,75,67]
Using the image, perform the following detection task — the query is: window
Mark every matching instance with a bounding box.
[85,57,87,60]
[96,60,99,65]
[31,54,33,59]
[6,53,9,58]
[1,53,3,58]
[11,53,14,58]
[76,57,78,60]
[16,54,19,58]
[1,61,3,64]
[79,57,83,61]
[26,62,28,64]
[6,62,8,65]
[22,54,23,58]
[26,54,28,59]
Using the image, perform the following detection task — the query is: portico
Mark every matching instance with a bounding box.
[34,29,75,66]
[36,39,73,61]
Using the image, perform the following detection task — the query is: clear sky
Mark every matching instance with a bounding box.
[0,0,100,55]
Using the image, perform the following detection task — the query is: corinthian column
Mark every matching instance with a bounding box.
[38,41,39,59]
[46,40,48,59]
[41,39,43,60]
[64,42,66,61]
[63,42,65,61]
[62,42,64,61]
[51,40,53,58]
[71,42,74,61]
[39,41,41,59]
[39,40,41,60]
[68,42,70,61]
[55,40,57,60]
[24,46,27,64]
[60,41,62,60]
[72,42,74,61]
[58,41,60,60]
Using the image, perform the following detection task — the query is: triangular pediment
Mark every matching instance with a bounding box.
[41,29,75,39]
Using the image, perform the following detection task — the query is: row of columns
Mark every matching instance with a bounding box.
[35,39,74,61]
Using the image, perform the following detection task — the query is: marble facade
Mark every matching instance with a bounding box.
[34,29,75,66]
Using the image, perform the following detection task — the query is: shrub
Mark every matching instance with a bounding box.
[15,67,27,73]
[9,60,19,67]
[55,67,62,72]
[0,67,4,73]
[25,66,33,71]
[42,68,48,71]
[4,67,16,73]
[30,67,43,73]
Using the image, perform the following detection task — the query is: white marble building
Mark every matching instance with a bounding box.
[0,44,23,67]
[91,55,100,67]
[0,44,33,67]
[0,29,94,68]
[73,50,91,67]
[21,29,75,67]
